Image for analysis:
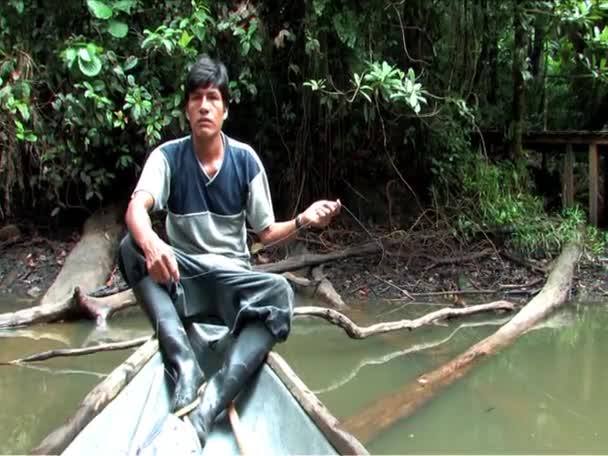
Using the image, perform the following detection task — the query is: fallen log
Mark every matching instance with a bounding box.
[0,297,81,329]
[311,265,348,310]
[256,241,383,273]
[341,239,581,444]
[0,241,382,329]
[313,316,512,395]
[31,338,159,455]
[0,206,124,329]
[40,205,123,307]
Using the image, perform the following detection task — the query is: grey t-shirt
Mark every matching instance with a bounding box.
[134,133,275,267]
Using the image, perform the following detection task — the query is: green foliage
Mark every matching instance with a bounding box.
[436,154,596,257]
[585,224,608,256]
[0,0,266,217]
[0,0,607,249]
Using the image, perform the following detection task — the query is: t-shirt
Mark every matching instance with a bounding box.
[133,133,275,267]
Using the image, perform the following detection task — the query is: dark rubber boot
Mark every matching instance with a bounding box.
[188,321,275,445]
[133,276,205,411]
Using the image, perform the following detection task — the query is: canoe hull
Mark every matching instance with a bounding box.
[63,324,341,455]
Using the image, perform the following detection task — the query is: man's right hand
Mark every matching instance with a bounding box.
[141,235,180,284]
[126,191,180,284]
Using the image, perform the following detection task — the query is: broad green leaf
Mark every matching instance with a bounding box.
[409,91,418,107]
[178,30,194,48]
[64,48,77,65]
[87,43,102,55]
[78,48,92,62]
[11,0,24,13]
[124,56,138,71]
[113,0,136,14]
[78,54,102,77]
[108,20,128,38]
[17,103,29,121]
[87,0,113,19]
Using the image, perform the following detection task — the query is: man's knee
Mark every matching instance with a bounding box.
[270,274,294,303]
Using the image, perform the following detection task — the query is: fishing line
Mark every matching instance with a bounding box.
[253,201,385,255]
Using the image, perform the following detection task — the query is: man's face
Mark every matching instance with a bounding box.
[186,84,226,139]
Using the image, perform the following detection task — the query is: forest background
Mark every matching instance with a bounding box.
[1,0,608,257]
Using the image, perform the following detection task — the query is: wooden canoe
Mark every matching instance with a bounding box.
[34,323,368,455]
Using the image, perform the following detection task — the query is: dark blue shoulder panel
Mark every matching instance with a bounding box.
[158,135,261,217]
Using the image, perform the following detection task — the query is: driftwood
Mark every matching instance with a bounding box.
[0,285,132,328]
[313,316,512,395]
[31,339,159,455]
[284,267,347,309]
[310,265,348,309]
[293,301,515,339]
[342,239,581,444]
[0,297,81,329]
[40,205,123,307]
[0,241,381,329]
[3,302,515,365]
[3,337,151,365]
[256,241,383,273]
[0,206,123,329]
[75,286,137,323]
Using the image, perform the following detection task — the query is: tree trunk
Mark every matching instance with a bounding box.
[510,0,526,160]
[487,4,499,104]
[342,239,581,444]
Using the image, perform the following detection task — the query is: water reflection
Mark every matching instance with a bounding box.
[0,305,151,454]
[0,297,607,454]
[276,301,608,454]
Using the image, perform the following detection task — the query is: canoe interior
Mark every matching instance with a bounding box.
[63,323,338,455]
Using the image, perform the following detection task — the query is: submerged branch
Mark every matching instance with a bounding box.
[294,301,515,339]
[2,337,151,365]
[4,302,515,365]
[342,239,581,444]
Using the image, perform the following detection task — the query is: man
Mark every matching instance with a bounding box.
[118,55,340,445]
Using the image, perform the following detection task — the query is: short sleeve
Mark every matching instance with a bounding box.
[246,168,275,233]
[132,148,171,212]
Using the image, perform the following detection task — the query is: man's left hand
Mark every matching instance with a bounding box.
[300,199,341,229]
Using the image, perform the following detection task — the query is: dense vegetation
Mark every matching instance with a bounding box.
[1,0,607,253]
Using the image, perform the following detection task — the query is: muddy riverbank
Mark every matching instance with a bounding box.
[1,222,606,306]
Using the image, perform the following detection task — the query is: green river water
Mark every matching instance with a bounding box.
[0,297,607,454]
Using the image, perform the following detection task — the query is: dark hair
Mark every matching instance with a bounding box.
[184,55,230,106]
